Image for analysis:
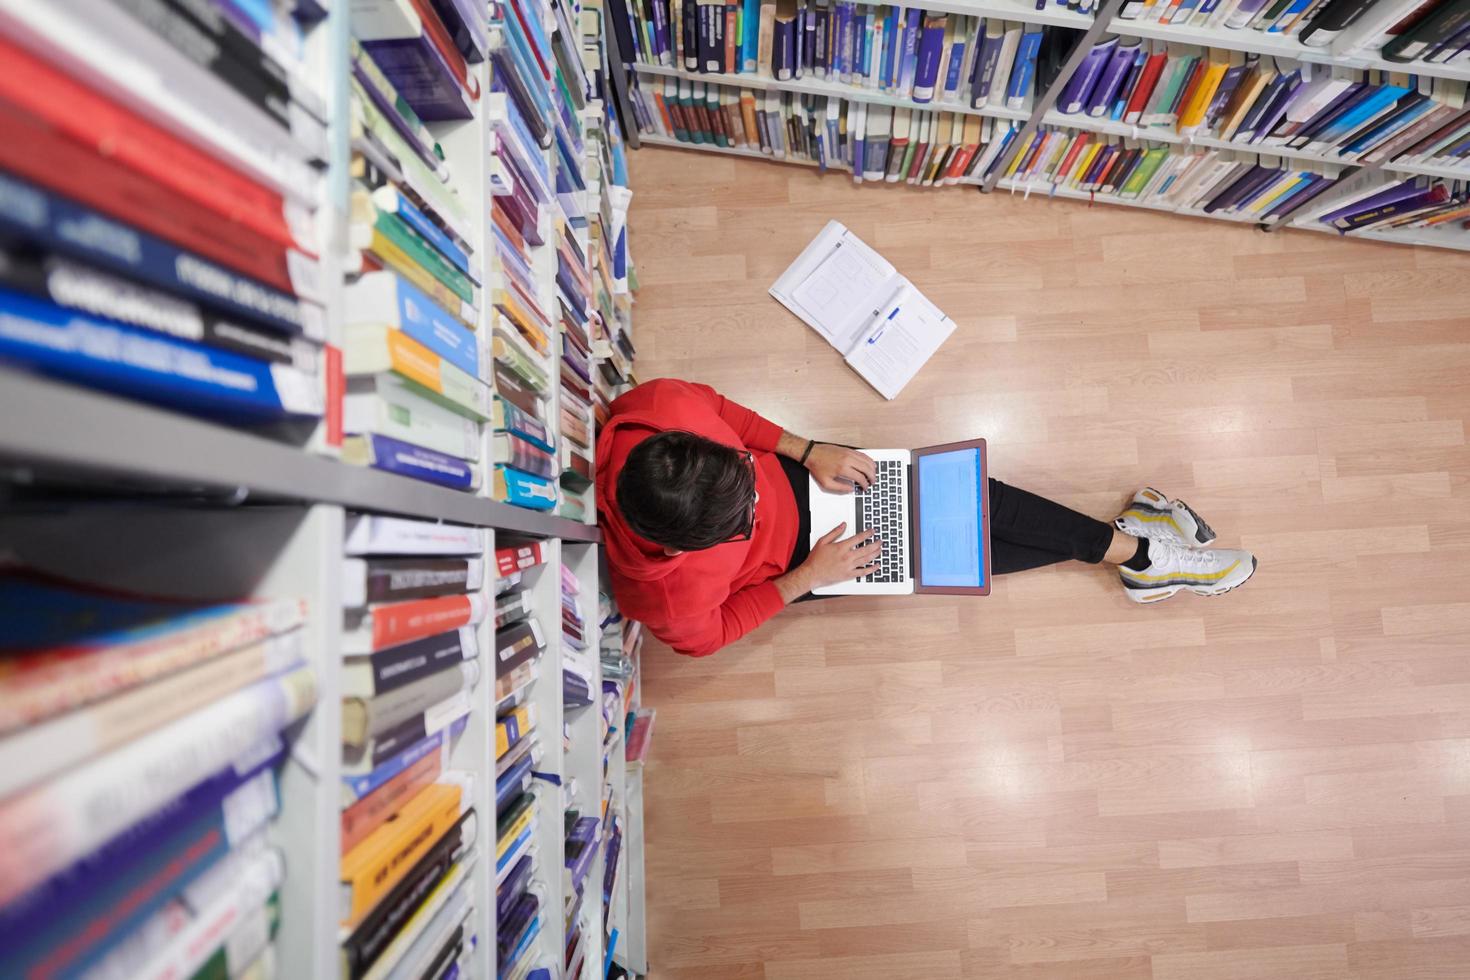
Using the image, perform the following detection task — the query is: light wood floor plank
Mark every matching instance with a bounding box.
[625,148,1470,978]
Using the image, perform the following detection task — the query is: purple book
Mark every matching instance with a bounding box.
[362,37,475,121]
[1204,165,1279,213]
[1057,36,1116,115]
[1088,39,1140,117]
[1225,0,1272,29]
[1245,74,1304,145]
[969,26,1004,107]
[1265,173,1333,220]
[1334,184,1452,229]
[1319,180,1431,225]
[496,854,534,919]
[1203,60,1251,131]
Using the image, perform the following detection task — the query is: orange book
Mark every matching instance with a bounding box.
[340,782,463,927]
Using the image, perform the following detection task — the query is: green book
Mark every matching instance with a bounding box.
[1120,147,1169,198]
[374,209,477,306]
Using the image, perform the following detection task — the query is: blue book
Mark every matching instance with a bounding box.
[1311,84,1411,146]
[943,24,967,100]
[496,464,557,510]
[879,8,897,90]
[853,11,869,82]
[345,432,479,490]
[497,856,534,919]
[898,8,922,95]
[503,0,553,66]
[1111,49,1148,120]
[1055,35,1113,114]
[347,271,478,377]
[497,825,536,873]
[491,10,553,118]
[1006,27,1043,110]
[0,759,282,977]
[0,286,322,421]
[497,754,536,812]
[912,12,947,102]
[1340,95,1434,156]
[0,172,321,341]
[1089,38,1139,117]
[362,36,475,121]
[342,714,468,799]
[1267,0,1311,31]
[836,2,853,80]
[743,0,760,69]
[852,104,866,181]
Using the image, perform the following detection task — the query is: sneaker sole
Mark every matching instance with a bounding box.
[1123,557,1257,603]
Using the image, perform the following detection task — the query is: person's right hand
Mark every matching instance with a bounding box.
[800,523,881,590]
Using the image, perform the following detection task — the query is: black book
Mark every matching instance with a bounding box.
[343,629,474,699]
[682,0,700,70]
[1383,0,1470,62]
[1300,0,1398,47]
[496,618,545,678]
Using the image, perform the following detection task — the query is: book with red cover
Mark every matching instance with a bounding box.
[1123,51,1168,124]
[0,37,312,257]
[496,540,551,577]
[346,594,486,652]
[0,102,314,299]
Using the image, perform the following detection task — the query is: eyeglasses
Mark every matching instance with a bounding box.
[721,451,759,544]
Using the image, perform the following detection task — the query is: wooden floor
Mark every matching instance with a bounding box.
[623,145,1470,980]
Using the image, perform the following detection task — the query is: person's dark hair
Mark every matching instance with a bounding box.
[616,430,755,551]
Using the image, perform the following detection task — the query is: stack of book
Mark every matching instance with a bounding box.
[0,5,328,430]
[587,101,640,439]
[1058,37,1470,171]
[486,0,568,513]
[558,231,599,514]
[562,810,600,977]
[562,564,596,708]
[1002,127,1346,219]
[1120,0,1470,70]
[494,538,553,977]
[632,76,1016,180]
[343,2,488,493]
[1302,174,1470,232]
[338,512,485,980]
[0,570,314,978]
[622,3,1084,113]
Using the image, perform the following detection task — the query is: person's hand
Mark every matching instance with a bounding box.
[805,444,877,493]
[798,523,881,590]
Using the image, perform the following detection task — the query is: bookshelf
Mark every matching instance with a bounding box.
[0,2,646,980]
[604,0,1470,250]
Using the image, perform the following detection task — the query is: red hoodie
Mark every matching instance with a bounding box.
[596,379,799,657]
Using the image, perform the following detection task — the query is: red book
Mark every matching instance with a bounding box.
[0,36,312,257]
[496,541,551,577]
[351,594,485,653]
[1054,132,1092,183]
[1124,52,1168,123]
[340,751,441,854]
[0,101,313,298]
[907,132,930,182]
[724,2,738,73]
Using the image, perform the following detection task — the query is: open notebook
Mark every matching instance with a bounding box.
[770,221,956,400]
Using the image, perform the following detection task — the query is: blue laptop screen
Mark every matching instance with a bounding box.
[917,448,986,588]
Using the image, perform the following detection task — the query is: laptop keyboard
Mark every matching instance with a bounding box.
[853,460,909,584]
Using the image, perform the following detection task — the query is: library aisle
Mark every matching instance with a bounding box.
[626,146,1470,980]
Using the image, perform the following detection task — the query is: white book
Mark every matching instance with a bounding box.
[345,374,485,462]
[989,23,1022,115]
[0,667,314,906]
[770,221,956,400]
[80,838,284,980]
[344,513,487,556]
[0,631,304,799]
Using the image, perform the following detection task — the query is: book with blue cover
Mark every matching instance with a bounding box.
[0,285,322,422]
[343,432,481,491]
[495,464,558,510]
[1006,27,1044,110]
[912,13,947,102]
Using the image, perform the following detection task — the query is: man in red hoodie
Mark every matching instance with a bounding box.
[597,379,1256,657]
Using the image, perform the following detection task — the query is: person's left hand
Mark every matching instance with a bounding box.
[805,444,877,493]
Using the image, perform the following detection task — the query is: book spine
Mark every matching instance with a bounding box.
[349,627,477,697]
[495,464,559,510]
[347,273,479,377]
[496,432,558,478]
[341,751,443,855]
[363,559,486,604]
[0,666,316,906]
[340,783,463,927]
[365,594,485,651]
[912,14,947,102]
[495,541,551,576]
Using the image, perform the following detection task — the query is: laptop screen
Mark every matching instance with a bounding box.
[916,447,987,589]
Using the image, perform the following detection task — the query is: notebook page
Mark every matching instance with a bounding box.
[769,221,897,350]
[843,287,955,400]
[788,237,897,353]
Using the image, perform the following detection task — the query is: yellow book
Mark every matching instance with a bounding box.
[492,324,551,391]
[1246,171,1302,214]
[739,89,759,144]
[496,704,533,757]
[1067,143,1103,188]
[340,782,463,927]
[355,226,475,329]
[1177,49,1230,133]
[496,805,535,859]
[492,288,552,355]
[1219,58,1278,142]
[344,323,492,421]
[756,0,776,76]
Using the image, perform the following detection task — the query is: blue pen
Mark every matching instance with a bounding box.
[867,305,900,345]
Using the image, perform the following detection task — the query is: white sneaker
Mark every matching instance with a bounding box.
[1115,487,1217,548]
[1120,541,1257,603]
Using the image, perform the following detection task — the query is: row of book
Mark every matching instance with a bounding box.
[622,3,1088,111]
[560,560,600,977]
[0,4,330,430]
[495,538,556,977]
[0,569,316,978]
[1304,174,1470,230]
[338,512,490,979]
[632,75,1011,181]
[598,603,647,974]
[344,0,490,496]
[1003,126,1348,219]
[1120,0,1470,69]
[1060,37,1470,172]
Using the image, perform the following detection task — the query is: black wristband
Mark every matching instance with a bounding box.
[799,440,816,464]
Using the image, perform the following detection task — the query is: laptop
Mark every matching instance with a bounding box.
[808,439,992,596]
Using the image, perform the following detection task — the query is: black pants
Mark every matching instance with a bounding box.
[781,455,1114,579]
